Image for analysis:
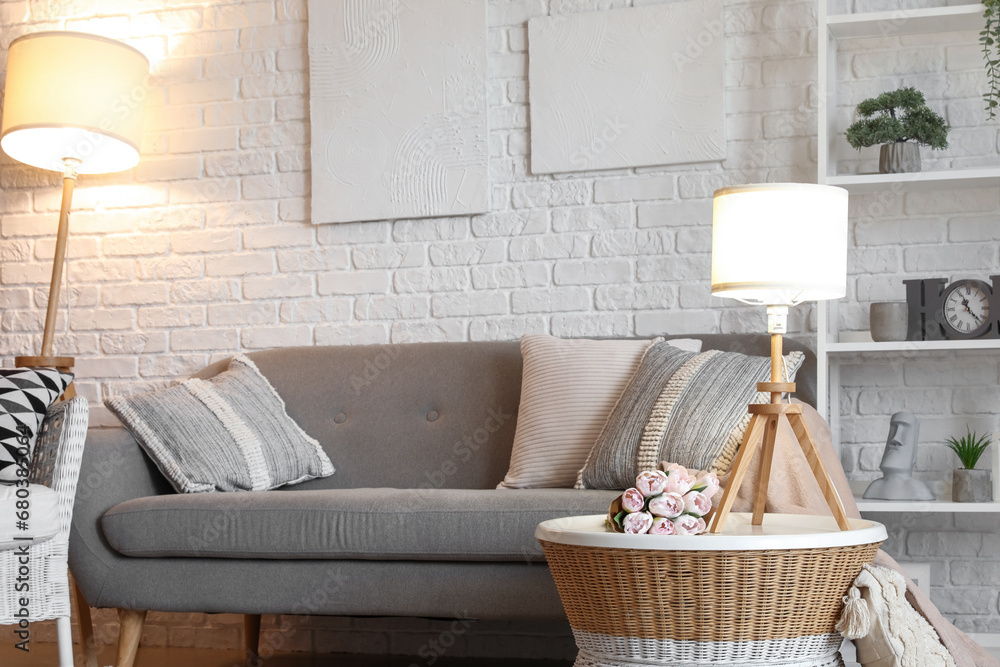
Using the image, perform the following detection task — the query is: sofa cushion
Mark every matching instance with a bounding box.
[101,487,621,561]
[500,335,656,489]
[577,345,804,490]
[105,355,335,493]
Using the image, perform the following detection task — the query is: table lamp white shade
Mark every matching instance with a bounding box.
[711,183,849,306]
[1,31,149,174]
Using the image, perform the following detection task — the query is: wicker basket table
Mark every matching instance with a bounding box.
[536,512,886,667]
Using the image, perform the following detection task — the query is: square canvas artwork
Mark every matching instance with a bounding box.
[528,0,726,174]
[308,0,489,224]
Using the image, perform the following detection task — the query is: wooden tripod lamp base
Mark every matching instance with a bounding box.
[709,332,851,534]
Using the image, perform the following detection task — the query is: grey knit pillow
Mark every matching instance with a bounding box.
[576,343,804,490]
[106,355,334,493]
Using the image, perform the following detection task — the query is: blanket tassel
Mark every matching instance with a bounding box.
[836,586,872,640]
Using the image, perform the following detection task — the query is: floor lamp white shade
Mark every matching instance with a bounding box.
[711,183,849,308]
[1,31,148,174]
[1,31,148,366]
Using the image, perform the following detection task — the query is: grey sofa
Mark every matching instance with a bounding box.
[69,334,817,665]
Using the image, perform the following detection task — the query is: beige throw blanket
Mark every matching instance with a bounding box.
[712,401,997,667]
[839,564,955,667]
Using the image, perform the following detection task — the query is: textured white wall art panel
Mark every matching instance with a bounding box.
[527,0,726,174]
[308,0,489,224]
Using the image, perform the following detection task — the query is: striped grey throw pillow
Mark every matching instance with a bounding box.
[106,355,334,493]
[576,343,804,490]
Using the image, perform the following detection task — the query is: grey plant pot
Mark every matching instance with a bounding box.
[952,468,993,502]
[879,142,921,174]
[870,302,908,342]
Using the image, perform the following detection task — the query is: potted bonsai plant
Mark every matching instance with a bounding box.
[845,87,949,174]
[946,427,993,502]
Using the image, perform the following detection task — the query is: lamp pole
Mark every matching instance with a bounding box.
[41,158,79,357]
[15,158,79,396]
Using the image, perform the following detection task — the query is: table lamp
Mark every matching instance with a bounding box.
[708,183,852,533]
[1,31,148,391]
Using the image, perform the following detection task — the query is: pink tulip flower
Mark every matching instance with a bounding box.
[623,511,654,534]
[649,517,675,535]
[682,491,712,517]
[635,470,669,497]
[648,492,685,519]
[621,487,645,513]
[663,467,696,495]
[693,472,721,498]
[672,514,702,535]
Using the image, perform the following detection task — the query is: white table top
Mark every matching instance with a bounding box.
[535,513,887,551]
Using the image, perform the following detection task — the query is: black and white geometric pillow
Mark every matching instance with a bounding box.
[0,368,73,484]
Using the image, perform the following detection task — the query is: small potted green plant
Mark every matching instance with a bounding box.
[845,87,949,174]
[946,427,993,502]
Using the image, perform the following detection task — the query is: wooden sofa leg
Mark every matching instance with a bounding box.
[72,577,98,667]
[244,614,262,663]
[116,609,146,667]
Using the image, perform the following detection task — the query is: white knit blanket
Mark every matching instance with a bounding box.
[838,564,954,667]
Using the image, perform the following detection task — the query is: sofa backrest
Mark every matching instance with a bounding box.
[243,342,523,492]
[194,335,816,491]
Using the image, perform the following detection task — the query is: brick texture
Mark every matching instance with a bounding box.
[2,0,998,653]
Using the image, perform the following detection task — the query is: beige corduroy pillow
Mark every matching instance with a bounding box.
[499,335,701,489]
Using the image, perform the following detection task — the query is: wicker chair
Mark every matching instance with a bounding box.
[0,397,89,667]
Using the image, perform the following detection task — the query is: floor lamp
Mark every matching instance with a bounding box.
[0,32,148,667]
[707,183,853,534]
[1,31,148,395]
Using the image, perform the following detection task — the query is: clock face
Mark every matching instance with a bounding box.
[941,279,992,338]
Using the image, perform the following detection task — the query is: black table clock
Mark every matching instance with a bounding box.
[905,277,1000,340]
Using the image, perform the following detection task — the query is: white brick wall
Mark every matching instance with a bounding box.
[2,0,999,650]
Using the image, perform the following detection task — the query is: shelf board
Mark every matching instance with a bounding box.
[825,167,1000,193]
[827,339,1000,353]
[827,4,983,40]
[857,499,1000,513]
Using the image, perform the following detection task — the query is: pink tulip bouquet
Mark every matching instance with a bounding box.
[607,464,721,536]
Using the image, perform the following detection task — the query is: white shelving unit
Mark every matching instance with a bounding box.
[829,338,1000,354]
[825,3,982,39]
[816,2,1000,513]
[823,303,1000,513]
[816,1,991,192]
[827,166,1000,193]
